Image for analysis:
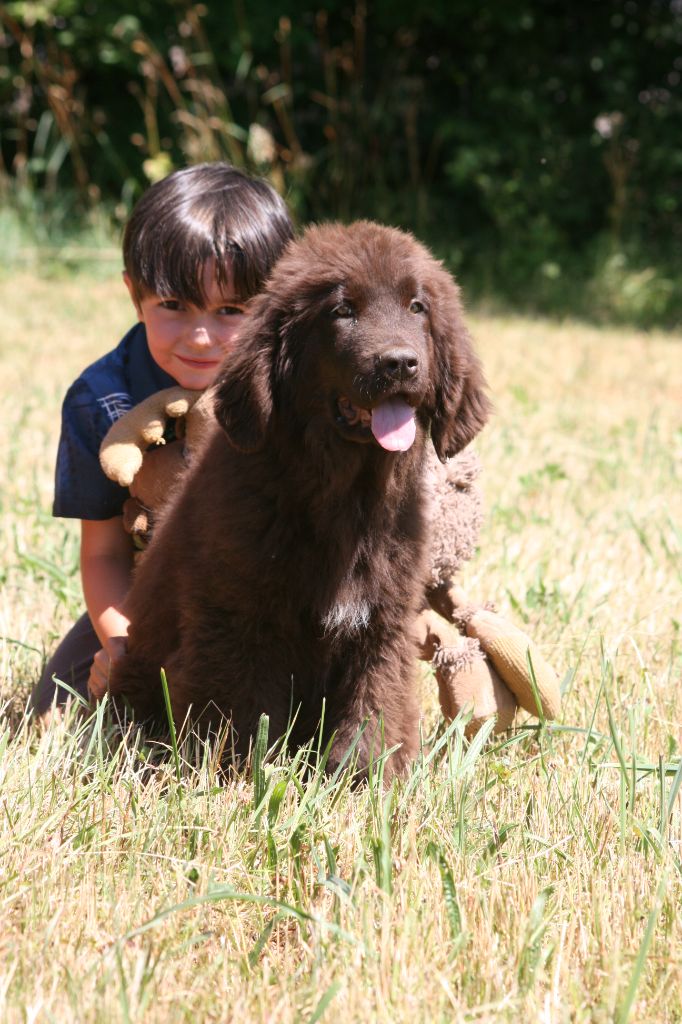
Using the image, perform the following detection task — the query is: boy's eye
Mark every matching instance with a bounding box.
[158,299,183,311]
[218,305,247,316]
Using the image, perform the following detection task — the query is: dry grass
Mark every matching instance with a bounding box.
[0,273,680,1023]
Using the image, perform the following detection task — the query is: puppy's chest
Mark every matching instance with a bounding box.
[254,477,425,637]
[318,535,419,640]
[320,571,375,639]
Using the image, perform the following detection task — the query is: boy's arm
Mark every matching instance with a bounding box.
[81,517,134,697]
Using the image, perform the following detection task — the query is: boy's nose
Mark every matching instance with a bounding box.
[187,324,213,348]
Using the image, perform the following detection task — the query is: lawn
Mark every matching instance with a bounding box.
[1,272,680,1022]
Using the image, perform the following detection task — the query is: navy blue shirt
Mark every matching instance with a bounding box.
[53,323,176,520]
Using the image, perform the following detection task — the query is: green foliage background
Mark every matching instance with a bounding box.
[1,0,681,324]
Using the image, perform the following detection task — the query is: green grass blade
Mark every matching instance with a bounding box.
[252,713,270,818]
[306,980,342,1024]
[159,668,181,783]
[616,871,668,1024]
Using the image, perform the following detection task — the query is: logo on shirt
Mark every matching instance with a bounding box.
[97,392,133,423]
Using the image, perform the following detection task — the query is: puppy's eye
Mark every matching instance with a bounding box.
[409,299,426,314]
[331,302,354,319]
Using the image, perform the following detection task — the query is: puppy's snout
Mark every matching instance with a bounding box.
[377,348,419,382]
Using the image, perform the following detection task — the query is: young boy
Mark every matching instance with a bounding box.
[30,162,294,716]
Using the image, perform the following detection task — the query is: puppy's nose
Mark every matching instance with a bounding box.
[378,348,419,381]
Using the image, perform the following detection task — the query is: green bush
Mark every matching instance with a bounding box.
[1,1,680,325]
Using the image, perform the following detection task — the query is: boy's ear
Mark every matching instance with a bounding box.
[123,271,143,319]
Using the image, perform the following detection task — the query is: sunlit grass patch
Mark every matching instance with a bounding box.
[0,275,680,1021]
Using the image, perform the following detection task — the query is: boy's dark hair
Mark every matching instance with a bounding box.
[123,163,295,305]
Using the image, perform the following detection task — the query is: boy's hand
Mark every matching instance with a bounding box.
[88,636,128,701]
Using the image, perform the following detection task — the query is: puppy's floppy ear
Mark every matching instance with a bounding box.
[212,299,280,453]
[424,264,492,462]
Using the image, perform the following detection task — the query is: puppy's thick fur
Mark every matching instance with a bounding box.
[109,221,490,778]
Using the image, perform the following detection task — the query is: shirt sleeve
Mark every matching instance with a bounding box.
[52,379,130,520]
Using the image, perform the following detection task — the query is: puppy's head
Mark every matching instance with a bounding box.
[214,221,490,461]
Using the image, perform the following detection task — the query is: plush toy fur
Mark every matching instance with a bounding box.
[100,387,214,546]
[418,451,561,734]
[99,388,561,733]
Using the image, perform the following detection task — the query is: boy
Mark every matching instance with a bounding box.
[30,163,294,715]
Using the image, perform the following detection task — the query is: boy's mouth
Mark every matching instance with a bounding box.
[177,356,221,369]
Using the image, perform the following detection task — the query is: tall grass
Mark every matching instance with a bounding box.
[0,273,680,1021]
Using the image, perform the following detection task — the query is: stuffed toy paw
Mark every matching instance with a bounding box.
[415,587,562,737]
[99,386,211,486]
[414,608,518,737]
[99,386,215,546]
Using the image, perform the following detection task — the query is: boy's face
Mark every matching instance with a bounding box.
[124,262,250,390]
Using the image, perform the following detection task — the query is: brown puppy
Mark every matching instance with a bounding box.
[108,221,490,779]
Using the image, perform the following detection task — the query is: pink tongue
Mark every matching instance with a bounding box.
[371,398,416,451]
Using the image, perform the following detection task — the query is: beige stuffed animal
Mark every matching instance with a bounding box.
[414,585,561,737]
[99,386,214,545]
